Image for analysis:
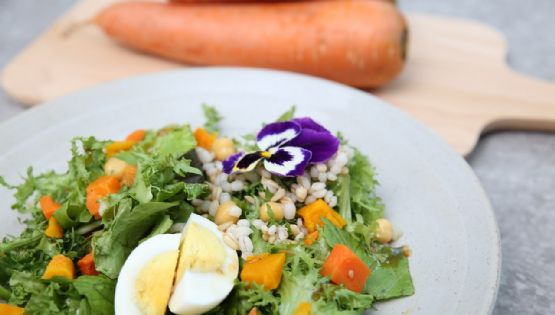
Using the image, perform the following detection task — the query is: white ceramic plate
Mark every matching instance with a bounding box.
[0,68,500,315]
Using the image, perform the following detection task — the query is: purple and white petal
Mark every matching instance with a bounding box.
[263,146,312,177]
[223,152,262,174]
[286,128,339,163]
[223,152,244,174]
[292,117,329,133]
[256,121,301,151]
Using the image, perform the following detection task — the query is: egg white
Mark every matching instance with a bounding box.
[115,233,180,315]
[168,214,239,315]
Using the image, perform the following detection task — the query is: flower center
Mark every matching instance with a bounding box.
[260,151,272,158]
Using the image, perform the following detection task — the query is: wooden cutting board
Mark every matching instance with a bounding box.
[3,0,555,156]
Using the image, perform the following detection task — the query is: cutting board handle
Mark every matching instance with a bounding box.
[484,67,555,133]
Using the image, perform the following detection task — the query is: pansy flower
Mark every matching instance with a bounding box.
[223,118,339,177]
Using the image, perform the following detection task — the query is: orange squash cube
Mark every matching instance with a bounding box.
[42,254,75,280]
[77,252,99,276]
[39,195,61,219]
[105,140,136,157]
[44,217,64,238]
[298,199,346,232]
[125,129,146,142]
[320,244,370,293]
[240,253,286,290]
[0,304,25,315]
[86,175,121,219]
[194,128,217,150]
[294,302,312,315]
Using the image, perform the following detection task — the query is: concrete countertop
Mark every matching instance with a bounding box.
[1,0,554,314]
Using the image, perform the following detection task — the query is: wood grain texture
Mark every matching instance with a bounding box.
[2,0,555,155]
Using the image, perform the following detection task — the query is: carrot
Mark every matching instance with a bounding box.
[77,252,100,275]
[126,129,146,142]
[320,244,371,293]
[86,176,121,219]
[95,0,407,88]
[39,195,61,219]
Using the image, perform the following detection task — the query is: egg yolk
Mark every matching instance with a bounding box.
[135,250,179,315]
[175,222,226,284]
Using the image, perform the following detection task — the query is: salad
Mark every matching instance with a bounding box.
[0,105,414,315]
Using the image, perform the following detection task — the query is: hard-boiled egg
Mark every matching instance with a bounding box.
[169,214,239,315]
[115,233,180,315]
[114,214,239,315]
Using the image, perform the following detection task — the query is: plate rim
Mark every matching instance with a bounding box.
[0,67,500,314]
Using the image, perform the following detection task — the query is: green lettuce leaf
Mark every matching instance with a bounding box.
[74,275,116,315]
[92,201,178,278]
[153,126,196,158]
[365,255,414,300]
[276,106,296,122]
[202,104,223,133]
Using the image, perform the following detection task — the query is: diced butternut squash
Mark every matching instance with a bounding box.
[240,252,286,290]
[45,217,64,238]
[294,302,312,315]
[86,176,121,219]
[304,231,319,246]
[105,140,136,157]
[0,304,25,315]
[194,127,217,150]
[320,244,371,293]
[77,252,99,276]
[39,195,61,219]
[42,254,75,280]
[298,199,346,232]
[125,129,146,142]
[120,165,137,186]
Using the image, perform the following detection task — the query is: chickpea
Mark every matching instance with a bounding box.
[259,202,284,222]
[402,245,412,257]
[212,138,235,161]
[103,157,128,179]
[215,201,241,225]
[375,218,393,243]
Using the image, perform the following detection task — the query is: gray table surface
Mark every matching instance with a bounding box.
[1,0,554,314]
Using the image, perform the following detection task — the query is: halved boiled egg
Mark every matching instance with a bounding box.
[115,214,239,315]
[115,233,180,315]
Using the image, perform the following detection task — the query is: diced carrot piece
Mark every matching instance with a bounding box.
[39,195,61,219]
[0,304,25,315]
[120,165,137,186]
[320,244,371,293]
[294,302,312,315]
[77,252,100,276]
[105,140,136,157]
[45,217,64,238]
[194,127,217,150]
[125,129,146,142]
[86,176,121,219]
[42,254,75,280]
[298,199,346,232]
[304,230,319,246]
[240,252,286,290]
